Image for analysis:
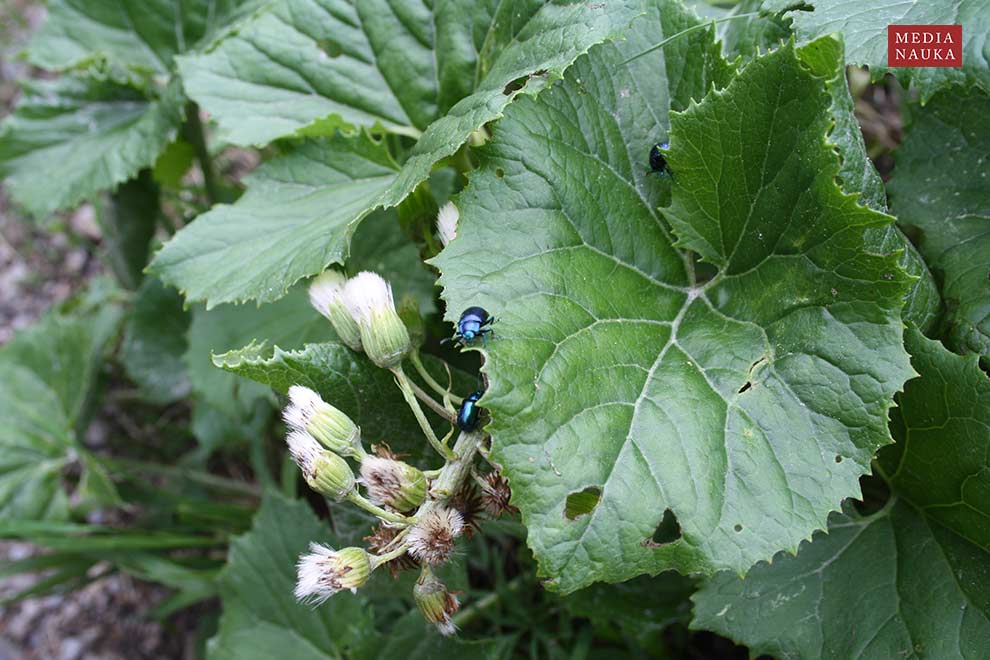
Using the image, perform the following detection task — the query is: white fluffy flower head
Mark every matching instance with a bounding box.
[295,543,371,604]
[308,270,346,320]
[341,272,410,368]
[284,385,323,431]
[407,506,465,565]
[286,430,322,476]
[284,385,362,456]
[342,271,395,326]
[436,202,459,247]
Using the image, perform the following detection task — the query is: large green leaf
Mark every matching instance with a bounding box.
[434,25,913,593]
[692,331,990,658]
[178,0,642,146]
[150,0,642,306]
[0,76,183,216]
[208,492,374,659]
[150,133,400,307]
[889,88,990,359]
[0,302,124,521]
[763,0,990,101]
[27,0,266,75]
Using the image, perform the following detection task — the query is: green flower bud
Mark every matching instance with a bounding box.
[342,272,411,369]
[284,385,364,457]
[359,456,427,512]
[414,568,459,636]
[308,270,363,352]
[287,431,355,501]
[295,544,371,603]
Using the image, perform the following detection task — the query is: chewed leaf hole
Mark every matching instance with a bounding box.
[738,381,752,394]
[495,167,505,179]
[564,486,602,520]
[644,508,681,547]
[316,39,342,58]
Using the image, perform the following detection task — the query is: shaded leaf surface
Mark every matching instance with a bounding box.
[889,88,990,359]
[693,331,990,659]
[121,277,192,405]
[0,77,183,216]
[0,303,123,520]
[209,492,374,659]
[434,24,912,591]
[28,0,266,74]
[214,341,470,461]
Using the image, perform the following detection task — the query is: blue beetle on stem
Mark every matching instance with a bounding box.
[443,306,495,347]
[456,390,484,431]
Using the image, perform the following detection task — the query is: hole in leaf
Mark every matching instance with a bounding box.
[853,472,891,516]
[564,486,602,520]
[495,168,505,179]
[316,39,342,58]
[835,455,844,463]
[737,381,752,394]
[502,76,528,95]
[644,509,682,547]
[733,524,743,533]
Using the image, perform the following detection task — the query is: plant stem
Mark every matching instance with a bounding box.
[452,575,523,627]
[393,365,457,460]
[347,492,411,526]
[370,542,411,569]
[411,350,463,406]
[100,457,260,496]
[422,429,483,502]
[409,379,456,421]
[183,102,220,206]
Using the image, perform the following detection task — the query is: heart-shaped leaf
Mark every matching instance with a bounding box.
[434,19,913,592]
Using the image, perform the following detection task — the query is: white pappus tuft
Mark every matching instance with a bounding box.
[283,385,322,431]
[295,543,371,604]
[342,271,395,326]
[307,270,347,320]
[435,202,459,247]
[286,429,322,476]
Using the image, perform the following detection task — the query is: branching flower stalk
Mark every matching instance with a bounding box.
[294,268,495,632]
[392,364,457,460]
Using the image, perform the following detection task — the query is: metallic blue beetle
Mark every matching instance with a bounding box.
[457,390,484,431]
[444,306,495,346]
[649,142,670,176]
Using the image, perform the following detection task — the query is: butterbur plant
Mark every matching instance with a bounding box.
[1,0,988,657]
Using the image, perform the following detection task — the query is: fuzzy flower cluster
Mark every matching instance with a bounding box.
[308,270,410,369]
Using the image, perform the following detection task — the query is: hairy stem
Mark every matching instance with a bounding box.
[347,492,411,526]
[411,349,463,406]
[393,365,457,460]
